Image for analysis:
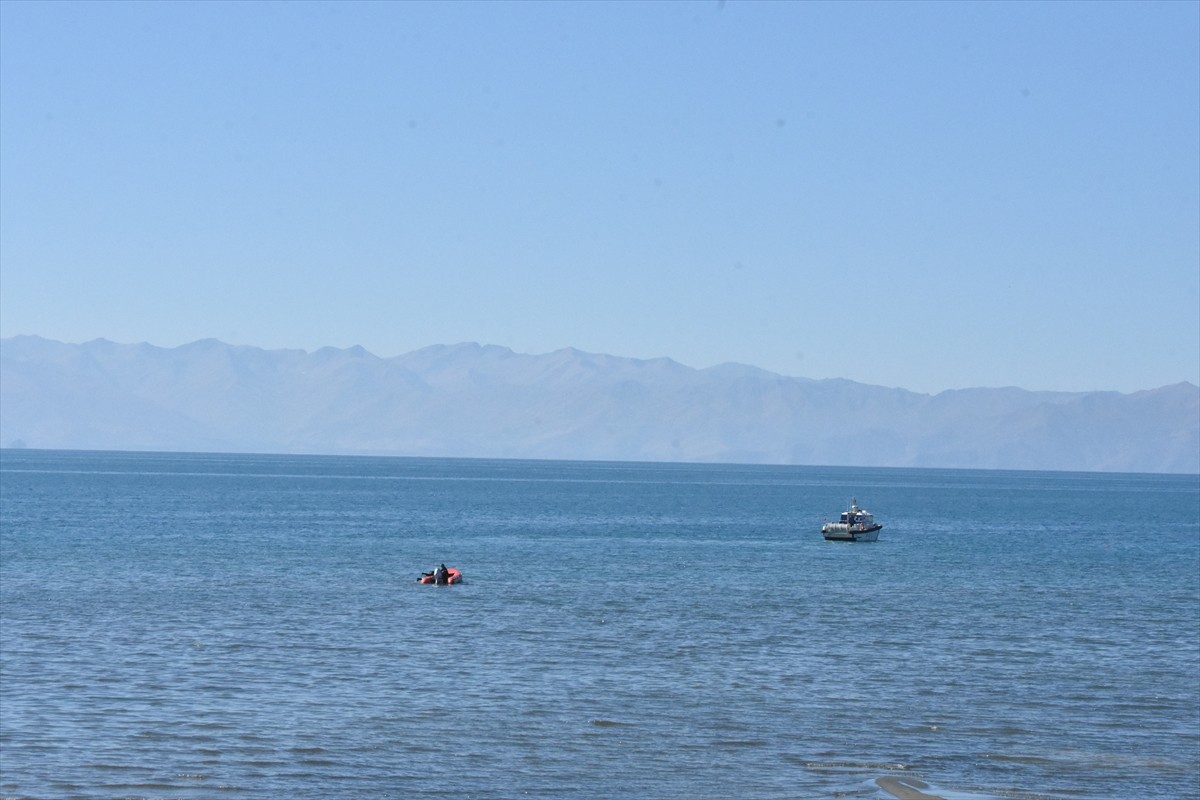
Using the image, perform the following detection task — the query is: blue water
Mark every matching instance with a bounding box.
[1,450,1197,800]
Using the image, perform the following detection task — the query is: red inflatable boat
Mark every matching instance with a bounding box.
[417,567,462,585]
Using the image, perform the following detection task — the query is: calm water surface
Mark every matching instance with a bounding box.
[1,450,1197,799]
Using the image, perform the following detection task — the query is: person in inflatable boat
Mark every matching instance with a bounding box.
[433,563,450,585]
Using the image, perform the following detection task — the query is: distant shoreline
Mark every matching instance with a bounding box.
[3,445,1199,478]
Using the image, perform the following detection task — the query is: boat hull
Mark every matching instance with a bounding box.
[821,524,882,543]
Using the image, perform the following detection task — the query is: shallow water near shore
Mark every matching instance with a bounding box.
[2,450,1197,799]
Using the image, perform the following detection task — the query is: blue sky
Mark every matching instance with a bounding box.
[2,0,1197,394]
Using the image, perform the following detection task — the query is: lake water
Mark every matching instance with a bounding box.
[1,450,1197,800]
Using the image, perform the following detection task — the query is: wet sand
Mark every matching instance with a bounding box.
[875,776,946,799]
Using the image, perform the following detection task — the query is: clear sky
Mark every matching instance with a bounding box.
[1,0,1197,394]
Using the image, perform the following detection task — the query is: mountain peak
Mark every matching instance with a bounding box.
[1,336,1195,472]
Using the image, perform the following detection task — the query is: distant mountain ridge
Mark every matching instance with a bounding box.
[2,335,1197,473]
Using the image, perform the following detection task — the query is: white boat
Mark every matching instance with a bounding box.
[821,498,882,542]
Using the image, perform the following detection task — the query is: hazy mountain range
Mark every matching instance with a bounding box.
[2,335,1197,473]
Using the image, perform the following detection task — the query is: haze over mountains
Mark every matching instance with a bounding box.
[2,336,1197,473]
